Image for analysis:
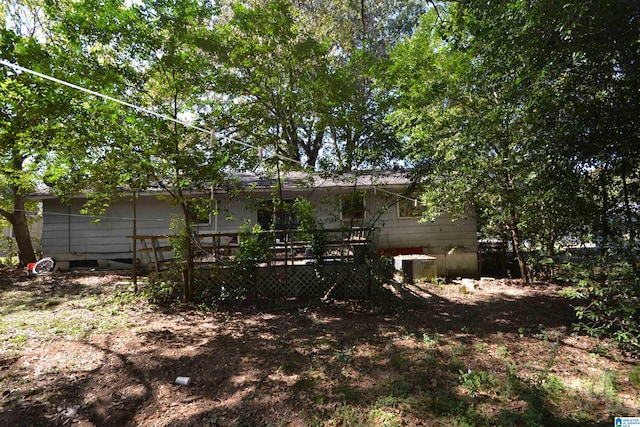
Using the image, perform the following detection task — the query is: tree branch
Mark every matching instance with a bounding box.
[0,207,14,223]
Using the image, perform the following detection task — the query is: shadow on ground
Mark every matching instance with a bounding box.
[0,273,634,426]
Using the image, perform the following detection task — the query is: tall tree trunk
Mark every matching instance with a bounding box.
[500,233,509,278]
[0,189,37,266]
[509,209,530,285]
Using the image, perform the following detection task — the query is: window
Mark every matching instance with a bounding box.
[397,195,423,219]
[340,192,365,221]
[187,198,213,226]
[257,199,299,231]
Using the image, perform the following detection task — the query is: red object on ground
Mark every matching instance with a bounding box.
[377,247,424,256]
[26,257,56,275]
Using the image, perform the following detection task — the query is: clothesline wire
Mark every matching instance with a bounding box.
[0,59,420,205]
[0,59,305,167]
[14,208,169,222]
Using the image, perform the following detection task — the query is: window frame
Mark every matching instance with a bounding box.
[397,194,424,219]
[187,198,215,227]
[340,192,366,222]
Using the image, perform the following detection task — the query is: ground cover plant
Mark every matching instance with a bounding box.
[0,268,639,426]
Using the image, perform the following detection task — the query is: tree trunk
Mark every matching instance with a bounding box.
[510,227,529,285]
[132,190,138,293]
[0,190,36,266]
[499,234,509,278]
[185,228,194,302]
[181,203,195,303]
[509,209,530,285]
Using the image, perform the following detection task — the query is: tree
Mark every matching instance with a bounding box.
[1,0,134,265]
[201,0,337,169]
[203,0,407,171]
[291,0,425,170]
[0,15,74,264]
[385,5,562,282]
[47,0,231,301]
[388,0,640,283]
[540,1,640,271]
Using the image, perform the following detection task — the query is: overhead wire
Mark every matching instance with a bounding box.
[0,59,304,166]
[0,59,420,205]
[13,208,169,222]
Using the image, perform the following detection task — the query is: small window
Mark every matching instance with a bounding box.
[187,199,213,226]
[340,192,365,221]
[398,196,423,219]
[257,199,298,231]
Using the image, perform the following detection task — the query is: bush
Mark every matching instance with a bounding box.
[142,269,183,304]
[558,258,639,356]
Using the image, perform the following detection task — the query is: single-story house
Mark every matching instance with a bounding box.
[30,171,479,277]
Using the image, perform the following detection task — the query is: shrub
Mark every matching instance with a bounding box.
[558,258,639,356]
[143,269,183,304]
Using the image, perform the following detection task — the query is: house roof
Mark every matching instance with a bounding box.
[224,170,412,191]
[29,170,415,199]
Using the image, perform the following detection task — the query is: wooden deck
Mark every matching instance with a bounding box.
[131,228,373,272]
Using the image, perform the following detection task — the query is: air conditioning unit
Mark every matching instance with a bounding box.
[393,254,437,283]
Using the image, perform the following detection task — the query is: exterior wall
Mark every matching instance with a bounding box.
[42,197,172,261]
[41,186,479,277]
[284,188,479,277]
[41,194,258,261]
[369,195,478,277]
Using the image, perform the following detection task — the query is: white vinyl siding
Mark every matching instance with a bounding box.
[40,185,479,276]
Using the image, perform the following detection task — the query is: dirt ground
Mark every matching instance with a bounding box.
[0,269,638,426]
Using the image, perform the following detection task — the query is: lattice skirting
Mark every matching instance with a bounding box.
[186,264,371,299]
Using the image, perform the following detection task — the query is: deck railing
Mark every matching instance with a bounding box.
[132,227,375,272]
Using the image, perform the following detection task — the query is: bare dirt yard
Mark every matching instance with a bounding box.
[0,268,638,426]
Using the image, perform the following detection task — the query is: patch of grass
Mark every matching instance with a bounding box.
[8,334,29,344]
[587,370,619,402]
[497,345,509,359]
[390,379,414,397]
[425,389,491,426]
[334,346,354,364]
[474,342,488,353]
[5,334,29,352]
[459,369,498,397]
[292,372,321,393]
[564,375,624,423]
[367,406,403,427]
[389,352,410,371]
[629,365,640,388]
[332,382,361,403]
[0,281,140,357]
[312,402,403,427]
[314,404,361,426]
[422,331,441,347]
[450,344,471,358]
[542,374,566,403]
[105,290,143,306]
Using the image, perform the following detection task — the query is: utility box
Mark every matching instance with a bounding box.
[394,254,437,283]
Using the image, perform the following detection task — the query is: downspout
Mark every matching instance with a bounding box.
[132,189,138,292]
[211,185,217,233]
